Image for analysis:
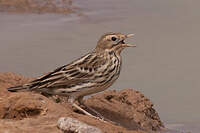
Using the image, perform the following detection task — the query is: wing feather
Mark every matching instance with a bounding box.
[25,52,106,91]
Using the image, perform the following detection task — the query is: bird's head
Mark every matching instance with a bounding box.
[95,32,136,54]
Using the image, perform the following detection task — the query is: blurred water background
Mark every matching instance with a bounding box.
[0,0,200,132]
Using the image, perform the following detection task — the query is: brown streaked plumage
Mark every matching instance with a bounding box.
[7,32,136,121]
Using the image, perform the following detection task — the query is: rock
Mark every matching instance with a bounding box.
[57,117,102,133]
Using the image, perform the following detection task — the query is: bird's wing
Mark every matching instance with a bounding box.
[25,52,106,91]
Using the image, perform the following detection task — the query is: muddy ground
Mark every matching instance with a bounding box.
[0,73,164,133]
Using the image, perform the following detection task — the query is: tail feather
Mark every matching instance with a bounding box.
[7,85,27,92]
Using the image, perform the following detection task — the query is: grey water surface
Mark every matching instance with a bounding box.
[0,0,200,132]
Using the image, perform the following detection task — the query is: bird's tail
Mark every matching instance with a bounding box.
[7,85,28,92]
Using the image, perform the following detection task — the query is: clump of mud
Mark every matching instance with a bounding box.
[86,89,164,131]
[0,93,44,120]
[0,72,164,133]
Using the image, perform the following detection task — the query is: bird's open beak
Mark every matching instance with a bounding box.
[121,34,136,47]
[126,34,135,38]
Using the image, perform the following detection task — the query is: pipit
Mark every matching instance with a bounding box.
[7,32,136,121]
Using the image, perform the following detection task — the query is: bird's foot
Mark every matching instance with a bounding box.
[82,104,120,125]
[83,104,105,119]
[72,103,120,125]
[72,103,108,123]
[69,97,119,124]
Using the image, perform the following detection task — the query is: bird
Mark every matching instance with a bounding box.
[7,32,136,121]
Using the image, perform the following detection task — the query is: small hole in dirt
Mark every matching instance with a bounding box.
[73,108,85,115]
[4,108,42,120]
[22,108,41,117]
[64,131,78,133]
[105,95,114,101]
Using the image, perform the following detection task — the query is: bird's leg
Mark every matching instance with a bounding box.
[68,97,107,122]
[78,97,105,120]
[77,97,120,125]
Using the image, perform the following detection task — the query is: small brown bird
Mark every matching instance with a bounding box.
[7,32,136,121]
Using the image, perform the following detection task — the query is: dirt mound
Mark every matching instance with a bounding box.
[0,72,164,133]
[86,89,163,131]
[0,92,44,120]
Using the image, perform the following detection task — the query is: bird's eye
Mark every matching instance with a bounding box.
[111,36,117,41]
